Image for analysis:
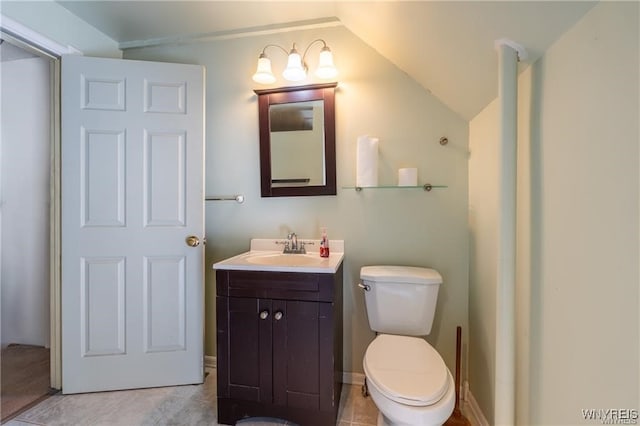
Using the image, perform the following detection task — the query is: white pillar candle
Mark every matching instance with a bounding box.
[398,168,418,186]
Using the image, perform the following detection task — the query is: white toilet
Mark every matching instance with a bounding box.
[360,266,455,426]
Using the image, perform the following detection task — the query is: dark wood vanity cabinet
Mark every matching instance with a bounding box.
[216,266,343,426]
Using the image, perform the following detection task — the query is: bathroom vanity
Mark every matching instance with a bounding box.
[213,239,344,426]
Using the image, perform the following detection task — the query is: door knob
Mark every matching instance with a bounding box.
[259,310,269,320]
[185,235,200,247]
[274,311,283,321]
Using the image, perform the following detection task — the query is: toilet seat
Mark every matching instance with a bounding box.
[363,334,449,407]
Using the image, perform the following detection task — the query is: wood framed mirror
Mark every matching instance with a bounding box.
[255,83,337,197]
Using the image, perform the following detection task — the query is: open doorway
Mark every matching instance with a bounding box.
[0,37,55,422]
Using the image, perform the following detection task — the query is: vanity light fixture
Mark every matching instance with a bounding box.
[252,39,338,84]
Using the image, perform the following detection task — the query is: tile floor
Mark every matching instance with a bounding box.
[5,369,474,426]
[4,369,380,426]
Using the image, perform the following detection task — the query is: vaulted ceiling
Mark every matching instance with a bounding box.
[56,1,597,120]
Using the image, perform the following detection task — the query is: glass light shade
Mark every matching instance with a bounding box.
[315,47,338,79]
[252,54,276,84]
[282,49,306,82]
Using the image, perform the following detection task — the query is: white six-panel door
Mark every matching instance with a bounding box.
[61,55,204,393]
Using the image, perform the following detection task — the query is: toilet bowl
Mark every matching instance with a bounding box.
[359,266,455,425]
[363,334,455,426]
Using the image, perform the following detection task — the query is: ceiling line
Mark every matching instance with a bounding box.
[119,16,343,50]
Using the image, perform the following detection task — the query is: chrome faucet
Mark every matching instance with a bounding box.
[288,232,298,250]
[284,232,306,254]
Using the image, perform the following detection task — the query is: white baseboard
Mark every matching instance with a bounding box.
[342,371,366,386]
[204,355,216,369]
[463,381,490,426]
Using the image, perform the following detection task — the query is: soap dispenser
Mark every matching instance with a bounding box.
[320,228,330,258]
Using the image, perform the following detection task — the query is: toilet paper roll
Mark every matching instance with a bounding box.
[398,167,418,186]
[356,135,379,187]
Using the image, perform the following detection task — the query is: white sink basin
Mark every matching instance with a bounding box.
[213,239,344,273]
[246,253,326,267]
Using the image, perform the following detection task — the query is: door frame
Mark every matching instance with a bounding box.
[1,13,83,390]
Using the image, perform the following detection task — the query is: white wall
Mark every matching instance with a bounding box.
[468,97,499,419]
[1,56,51,347]
[125,24,470,376]
[526,2,639,421]
[468,2,639,423]
[1,0,121,58]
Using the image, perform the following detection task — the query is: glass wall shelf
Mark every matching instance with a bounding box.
[342,184,447,192]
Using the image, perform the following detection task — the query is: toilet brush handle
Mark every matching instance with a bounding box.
[455,326,462,410]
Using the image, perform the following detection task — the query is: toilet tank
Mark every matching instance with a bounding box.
[360,265,442,336]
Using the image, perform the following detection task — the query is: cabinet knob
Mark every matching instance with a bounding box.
[259,310,269,320]
[274,311,283,321]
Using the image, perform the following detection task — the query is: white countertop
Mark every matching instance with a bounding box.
[213,239,344,274]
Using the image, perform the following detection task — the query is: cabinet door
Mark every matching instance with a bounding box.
[217,296,273,402]
[272,300,322,410]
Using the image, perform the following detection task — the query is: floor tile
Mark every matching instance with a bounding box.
[9,371,385,426]
[349,385,379,425]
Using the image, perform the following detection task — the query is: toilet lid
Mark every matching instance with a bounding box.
[364,334,449,407]
[360,265,442,285]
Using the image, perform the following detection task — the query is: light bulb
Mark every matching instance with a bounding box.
[282,47,306,82]
[315,46,337,79]
[252,54,276,84]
